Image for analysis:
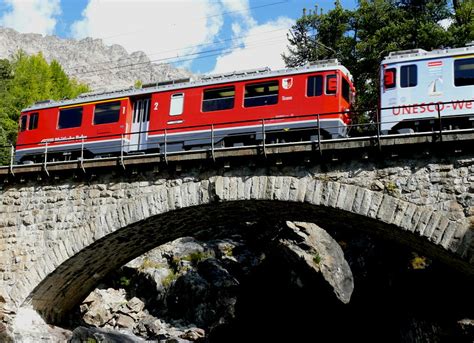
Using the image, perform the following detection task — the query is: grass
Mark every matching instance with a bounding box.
[313,252,322,265]
[162,269,177,287]
[385,181,398,195]
[181,251,212,265]
[139,258,165,272]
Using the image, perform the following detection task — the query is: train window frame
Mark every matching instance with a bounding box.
[342,77,350,102]
[202,86,235,112]
[244,80,279,108]
[400,64,417,88]
[93,101,121,125]
[454,58,474,87]
[307,75,323,97]
[58,107,83,129]
[326,75,337,95]
[170,93,184,116]
[20,115,27,132]
[384,68,396,89]
[28,112,39,130]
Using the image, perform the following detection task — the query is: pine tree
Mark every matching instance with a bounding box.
[283,0,472,114]
[449,0,474,46]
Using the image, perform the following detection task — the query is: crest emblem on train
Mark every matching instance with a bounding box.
[282,78,293,90]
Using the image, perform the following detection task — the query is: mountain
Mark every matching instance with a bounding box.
[0,27,193,91]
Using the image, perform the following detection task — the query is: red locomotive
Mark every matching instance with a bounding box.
[15,60,354,163]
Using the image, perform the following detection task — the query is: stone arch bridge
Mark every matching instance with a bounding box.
[0,137,473,326]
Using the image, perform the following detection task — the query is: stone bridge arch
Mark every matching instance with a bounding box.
[0,166,470,323]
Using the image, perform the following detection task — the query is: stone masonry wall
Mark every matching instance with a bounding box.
[0,153,472,324]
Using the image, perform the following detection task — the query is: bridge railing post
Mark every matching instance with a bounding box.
[164,129,168,164]
[436,103,443,142]
[120,134,125,169]
[44,142,49,176]
[80,137,85,173]
[376,107,381,151]
[9,144,15,176]
[211,124,215,162]
[317,114,322,156]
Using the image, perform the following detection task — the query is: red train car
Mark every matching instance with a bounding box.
[15,60,354,163]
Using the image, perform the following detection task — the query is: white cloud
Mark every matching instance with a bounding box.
[0,0,61,35]
[212,17,293,74]
[71,0,224,65]
[221,0,255,28]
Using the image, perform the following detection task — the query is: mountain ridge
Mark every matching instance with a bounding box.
[0,27,193,91]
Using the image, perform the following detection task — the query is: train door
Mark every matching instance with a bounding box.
[130,98,150,151]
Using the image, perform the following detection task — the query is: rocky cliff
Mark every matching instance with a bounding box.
[0,27,193,91]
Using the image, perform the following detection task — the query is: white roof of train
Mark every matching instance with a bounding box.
[382,43,474,65]
[24,59,352,112]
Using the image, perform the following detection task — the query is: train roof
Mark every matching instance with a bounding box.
[23,60,352,112]
[381,42,474,65]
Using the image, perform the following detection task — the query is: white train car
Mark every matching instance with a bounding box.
[380,44,474,133]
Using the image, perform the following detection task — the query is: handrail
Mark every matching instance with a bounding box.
[13,98,474,151]
[6,98,474,167]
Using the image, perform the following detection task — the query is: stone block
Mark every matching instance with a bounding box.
[311,180,323,206]
[367,192,383,219]
[431,217,450,244]
[304,179,316,203]
[357,189,373,217]
[423,212,442,239]
[376,195,397,223]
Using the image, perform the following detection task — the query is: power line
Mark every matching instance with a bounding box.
[97,0,288,41]
[77,38,288,79]
[75,37,287,78]
[70,36,288,77]
[69,27,289,72]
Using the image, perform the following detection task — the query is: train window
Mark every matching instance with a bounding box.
[94,101,120,125]
[384,68,396,89]
[28,112,39,130]
[58,107,82,129]
[244,81,279,107]
[20,116,27,132]
[326,75,337,94]
[307,75,323,97]
[342,78,350,102]
[202,86,235,112]
[170,93,184,116]
[454,58,474,87]
[401,65,417,88]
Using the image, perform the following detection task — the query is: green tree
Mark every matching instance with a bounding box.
[50,60,73,100]
[7,51,53,122]
[449,0,474,46]
[283,1,354,67]
[0,51,90,163]
[283,0,473,115]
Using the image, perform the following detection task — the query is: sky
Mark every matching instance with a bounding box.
[0,0,356,75]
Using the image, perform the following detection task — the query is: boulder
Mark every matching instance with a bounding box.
[180,327,205,341]
[281,221,354,304]
[127,297,145,313]
[70,326,145,342]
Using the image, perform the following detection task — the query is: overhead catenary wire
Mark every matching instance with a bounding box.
[78,37,288,79]
[69,27,290,72]
[96,0,289,41]
[69,36,289,78]
[63,0,290,76]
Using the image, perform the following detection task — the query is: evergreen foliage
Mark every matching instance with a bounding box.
[283,0,474,117]
[0,51,90,163]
